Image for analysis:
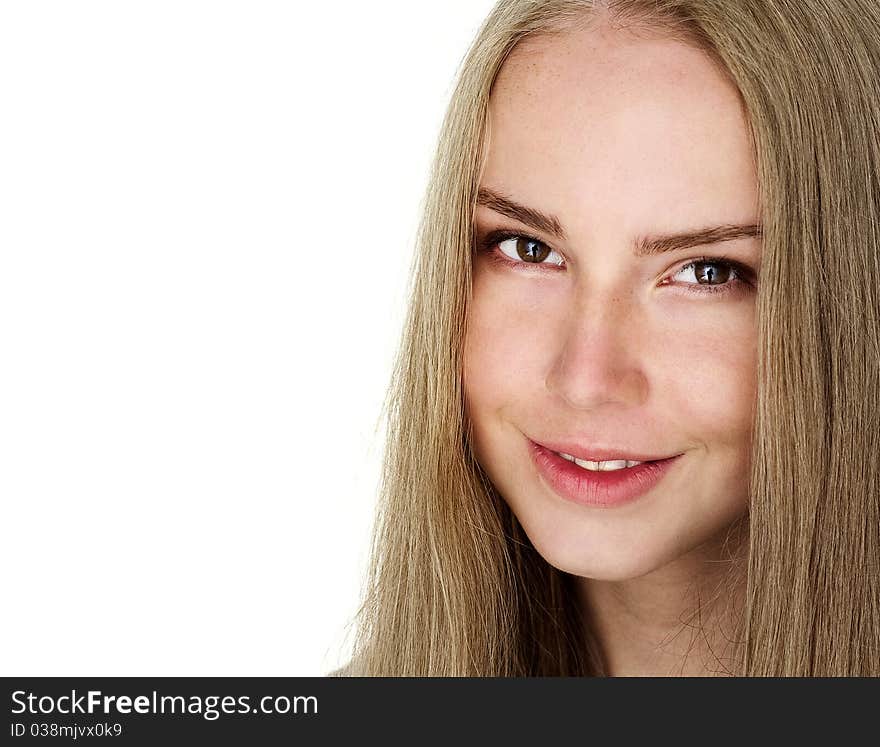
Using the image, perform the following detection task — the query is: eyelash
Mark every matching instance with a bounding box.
[475,229,756,296]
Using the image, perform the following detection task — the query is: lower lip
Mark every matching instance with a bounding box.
[529,441,682,508]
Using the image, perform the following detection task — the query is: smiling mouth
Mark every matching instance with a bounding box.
[528,441,684,508]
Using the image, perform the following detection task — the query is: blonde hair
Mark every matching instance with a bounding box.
[338,0,880,676]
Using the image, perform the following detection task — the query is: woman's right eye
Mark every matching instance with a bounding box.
[490,233,566,268]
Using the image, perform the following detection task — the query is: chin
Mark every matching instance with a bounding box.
[520,525,659,581]
[537,546,669,582]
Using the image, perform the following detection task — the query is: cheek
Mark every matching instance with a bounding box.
[462,271,548,468]
[658,308,757,453]
[462,300,505,464]
[462,272,553,421]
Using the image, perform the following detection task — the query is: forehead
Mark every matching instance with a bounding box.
[483,25,759,236]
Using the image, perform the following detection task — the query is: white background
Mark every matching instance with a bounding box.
[0,0,496,675]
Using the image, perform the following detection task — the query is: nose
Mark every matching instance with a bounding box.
[544,290,649,411]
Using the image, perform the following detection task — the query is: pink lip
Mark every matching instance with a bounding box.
[529,440,683,508]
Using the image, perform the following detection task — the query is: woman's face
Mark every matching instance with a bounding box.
[463,24,761,581]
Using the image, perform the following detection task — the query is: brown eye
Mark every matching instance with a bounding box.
[515,237,549,263]
[693,261,732,285]
[666,257,754,296]
[496,236,564,266]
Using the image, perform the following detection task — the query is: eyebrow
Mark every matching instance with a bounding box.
[476,186,762,256]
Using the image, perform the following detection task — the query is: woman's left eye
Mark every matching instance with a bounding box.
[667,258,754,295]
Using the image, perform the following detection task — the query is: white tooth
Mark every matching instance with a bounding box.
[599,460,628,471]
[567,456,644,472]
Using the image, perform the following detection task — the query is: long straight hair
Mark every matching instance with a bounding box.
[339,0,880,676]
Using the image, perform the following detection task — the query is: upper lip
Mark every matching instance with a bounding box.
[532,438,681,463]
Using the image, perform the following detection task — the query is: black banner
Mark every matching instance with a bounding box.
[2,677,874,743]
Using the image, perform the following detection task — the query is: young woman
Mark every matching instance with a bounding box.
[333,0,880,676]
